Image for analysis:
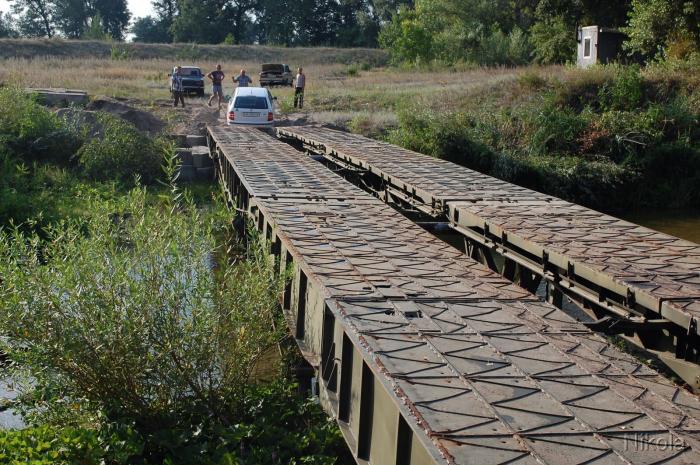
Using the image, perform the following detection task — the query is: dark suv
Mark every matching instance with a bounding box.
[170,66,205,96]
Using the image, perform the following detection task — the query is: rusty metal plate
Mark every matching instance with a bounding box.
[212,125,700,464]
[278,126,700,335]
[335,298,700,464]
[256,197,534,302]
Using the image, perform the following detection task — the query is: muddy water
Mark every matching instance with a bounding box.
[623,209,700,244]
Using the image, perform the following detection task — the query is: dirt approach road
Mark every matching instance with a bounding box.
[125,96,313,135]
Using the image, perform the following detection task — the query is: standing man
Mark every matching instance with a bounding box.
[171,66,185,108]
[294,67,306,109]
[207,64,225,109]
[232,69,253,87]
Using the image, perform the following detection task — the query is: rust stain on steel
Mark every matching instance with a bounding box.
[211,126,700,465]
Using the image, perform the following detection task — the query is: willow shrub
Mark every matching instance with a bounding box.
[0,186,285,457]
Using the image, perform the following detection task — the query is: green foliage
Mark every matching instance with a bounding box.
[110,43,131,60]
[379,10,434,64]
[82,13,110,40]
[0,186,286,458]
[624,0,700,59]
[0,425,142,465]
[388,64,700,210]
[380,2,530,66]
[475,27,531,66]
[527,105,590,155]
[76,113,167,184]
[598,65,645,110]
[530,15,576,64]
[223,33,236,45]
[130,15,172,43]
[0,87,81,164]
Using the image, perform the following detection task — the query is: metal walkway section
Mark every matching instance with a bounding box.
[208,126,700,465]
[277,126,700,390]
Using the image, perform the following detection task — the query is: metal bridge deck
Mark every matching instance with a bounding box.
[277,126,700,389]
[208,126,700,465]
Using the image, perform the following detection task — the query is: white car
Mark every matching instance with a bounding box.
[227,87,276,126]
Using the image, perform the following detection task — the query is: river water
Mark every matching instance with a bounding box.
[623,209,700,244]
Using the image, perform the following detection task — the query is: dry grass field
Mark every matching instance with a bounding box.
[0,52,560,135]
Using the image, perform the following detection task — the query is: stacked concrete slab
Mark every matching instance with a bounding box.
[172,134,215,183]
[27,88,89,106]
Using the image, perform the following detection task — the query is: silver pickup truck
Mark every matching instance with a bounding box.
[259,64,293,87]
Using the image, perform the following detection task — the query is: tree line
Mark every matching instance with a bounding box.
[380,0,700,64]
[0,0,413,47]
[0,1,130,40]
[0,0,698,63]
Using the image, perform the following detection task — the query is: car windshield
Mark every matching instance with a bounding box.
[181,68,201,76]
[234,96,269,109]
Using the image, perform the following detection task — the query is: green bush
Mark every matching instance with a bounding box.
[599,65,645,111]
[0,187,285,459]
[77,113,167,184]
[0,88,81,164]
[530,16,576,64]
[527,104,590,155]
[475,27,531,66]
[0,425,142,465]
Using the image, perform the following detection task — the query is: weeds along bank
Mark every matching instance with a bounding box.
[0,89,351,464]
[383,63,700,212]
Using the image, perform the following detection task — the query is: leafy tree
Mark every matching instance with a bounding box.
[94,0,130,40]
[53,0,88,38]
[82,12,109,40]
[624,0,700,58]
[149,0,177,42]
[11,0,56,38]
[0,11,18,37]
[172,0,255,44]
[131,15,171,43]
[254,0,296,45]
[379,9,434,63]
[531,15,576,63]
[53,0,130,40]
[152,0,177,23]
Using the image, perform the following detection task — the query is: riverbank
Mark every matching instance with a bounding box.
[0,88,352,464]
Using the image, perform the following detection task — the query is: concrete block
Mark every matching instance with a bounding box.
[196,167,215,181]
[169,134,189,147]
[186,135,207,147]
[176,165,196,182]
[28,88,88,106]
[176,148,193,166]
[192,150,213,168]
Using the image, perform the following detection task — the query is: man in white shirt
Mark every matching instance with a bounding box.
[293,67,306,109]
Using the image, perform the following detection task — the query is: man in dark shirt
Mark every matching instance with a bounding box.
[207,64,225,109]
